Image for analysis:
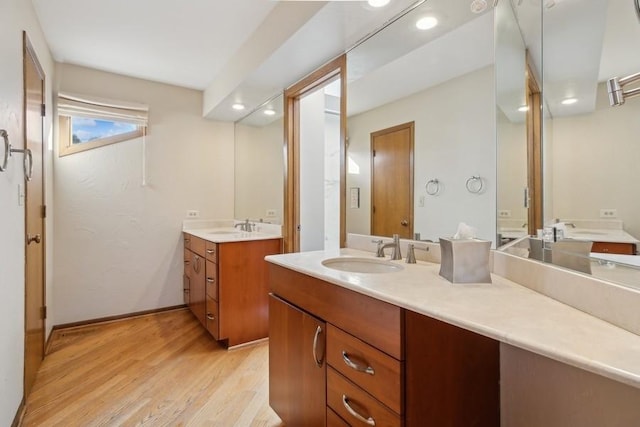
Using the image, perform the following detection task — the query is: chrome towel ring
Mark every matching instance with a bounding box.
[425,178,441,195]
[0,129,34,181]
[0,129,8,172]
[466,175,484,194]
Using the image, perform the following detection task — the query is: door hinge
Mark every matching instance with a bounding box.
[41,306,47,320]
[41,103,46,117]
[41,205,46,218]
[372,206,376,214]
[372,150,376,157]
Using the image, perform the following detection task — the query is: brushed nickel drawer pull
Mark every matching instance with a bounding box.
[206,249,215,254]
[342,395,375,426]
[312,325,324,367]
[206,313,215,321]
[206,277,215,284]
[184,238,191,243]
[342,351,375,375]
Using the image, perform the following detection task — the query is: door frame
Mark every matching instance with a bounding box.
[526,56,542,235]
[283,55,346,253]
[23,31,47,398]
[370,121,415,238]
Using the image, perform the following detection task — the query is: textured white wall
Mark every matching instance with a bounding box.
[550,82,640,238]
[346,66,497,243]
[0,0,54,424]
[497,108,527,223]
[234,119,284,224]
[53,64,234,325]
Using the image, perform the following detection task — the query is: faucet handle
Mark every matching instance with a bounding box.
[371,239,385,257]
[406,244,416,264]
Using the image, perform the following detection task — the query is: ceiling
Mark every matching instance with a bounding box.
[32,0,418,121]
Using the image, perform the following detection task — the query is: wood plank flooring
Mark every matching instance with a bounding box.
[21,308,283,426]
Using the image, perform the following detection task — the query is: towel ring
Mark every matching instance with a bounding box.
[0,129,8,172]
[425,179,440,196]
[466,175,484,194]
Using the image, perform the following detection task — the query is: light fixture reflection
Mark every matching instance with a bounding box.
[232,103,245,110]
[561,98,577,105]
[518,105,529,112]
[368,0,390,7]
[416,16,438,30]
[264,109,276,116]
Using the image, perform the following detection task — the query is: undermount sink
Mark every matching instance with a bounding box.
[321,257,404,274]
[570,231,607,236]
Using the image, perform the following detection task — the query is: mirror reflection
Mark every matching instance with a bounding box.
[345,0,497,244]
[234,95,284,225]
[500,0,640,289]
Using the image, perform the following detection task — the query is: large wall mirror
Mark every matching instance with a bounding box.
[500,0,640,290]
[345,0,497,244]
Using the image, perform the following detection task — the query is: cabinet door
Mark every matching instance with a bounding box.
[189,252,206,327]
[269,294,326,427]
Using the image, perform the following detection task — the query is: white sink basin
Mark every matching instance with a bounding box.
[321,257,404,274]
[570,230,607,236]
[207,229,240,235]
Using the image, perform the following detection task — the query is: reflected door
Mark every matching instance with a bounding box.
[371,122,414,238]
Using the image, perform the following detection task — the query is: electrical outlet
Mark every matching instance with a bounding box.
[266,209,276,217]
[600,209,617,218]
[498,210,511,218]
[186,210,200,218]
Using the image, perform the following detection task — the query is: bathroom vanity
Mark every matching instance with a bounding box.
[266,245,640,426]
[183,226,282,347]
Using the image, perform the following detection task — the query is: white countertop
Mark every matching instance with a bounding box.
[266,248,640,390]
[565,228,640,245]
[185,227,282,243]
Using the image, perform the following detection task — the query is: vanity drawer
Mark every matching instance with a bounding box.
[591,241,637,255]
[205,295,219,340]
[183,275,190,305]
[183,248,191,278]
[205,241,218,263]
[184,233,206,257]
[328,368,401,427]
[327,324,402,414]
[205,260,218,300]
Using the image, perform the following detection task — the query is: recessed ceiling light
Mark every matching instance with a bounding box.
[232,103,245,111]
[368,0,390,7]
[416,16,438,30]
[561,98,578,105]
[264,109,276,116]
[518,105,529,112]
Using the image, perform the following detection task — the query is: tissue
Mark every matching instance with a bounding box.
[439,223,492,284]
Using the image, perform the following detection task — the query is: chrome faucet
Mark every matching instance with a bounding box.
[375,234,402,260]
[565,222,577,228]
[405,243,430,264]
[234,219,253,232]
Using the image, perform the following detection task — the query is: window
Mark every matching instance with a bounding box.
[57,93,148,156]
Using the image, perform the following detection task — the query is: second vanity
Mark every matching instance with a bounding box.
[183,221,282,347]
[266,244,640,426]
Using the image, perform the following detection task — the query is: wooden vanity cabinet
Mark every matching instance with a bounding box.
[269,263,500,427]
[269,295,327,426]
[184,233,282,347]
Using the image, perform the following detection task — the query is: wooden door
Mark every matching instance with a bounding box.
[526,61,542,235]
[269,294,326,426]
[371,122,414,238]
[24,33,46,398]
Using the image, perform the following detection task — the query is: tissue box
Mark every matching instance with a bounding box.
[439,238,492,283]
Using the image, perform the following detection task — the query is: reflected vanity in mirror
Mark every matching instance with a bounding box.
[499,0,640,290]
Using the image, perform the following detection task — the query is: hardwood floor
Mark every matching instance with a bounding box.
[21,308,283,426]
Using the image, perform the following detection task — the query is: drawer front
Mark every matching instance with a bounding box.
[205,295,219,340]
[327,324,402,414]
[184,233,206,257]
[591,241,636,255]
[183,248,191,278]
[328,368,401,427]
[327,408,350,427]
[205,260,218,300]
[205,241,218,263]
